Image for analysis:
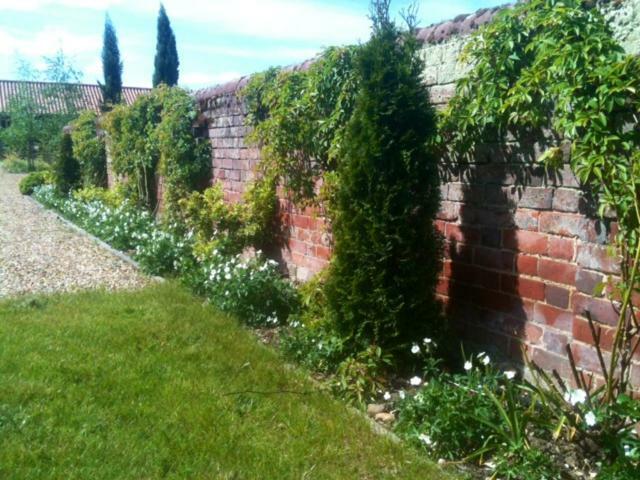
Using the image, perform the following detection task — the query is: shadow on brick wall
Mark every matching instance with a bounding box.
[441,140,553,367]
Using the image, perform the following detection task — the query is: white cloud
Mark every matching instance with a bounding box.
[0,26,100,57]
[184,44,321,62]
[0,0,371,43]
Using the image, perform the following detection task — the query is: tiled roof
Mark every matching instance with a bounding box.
[0,80,151,114]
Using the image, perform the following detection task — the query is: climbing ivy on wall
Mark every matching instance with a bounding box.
[104,85,210,215]
[71,110,107,188]
[440,0,640,403]
[242,46,359,205]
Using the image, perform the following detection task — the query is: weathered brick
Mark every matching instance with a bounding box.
[539,258,576,285]
[533,303,573,331]
[437,201,460,221]
[547,236,575,261]
[501,275,545,300]
[571,342,609,373]
[514,209,540,231]
[576,243,621,275]
[531,348,571,377]
[553,188,584,213]
[503,230,548,255]
[575,269,604,295]
[573,317,615,352]
[545,284,571,309]
[572,293,619,327]
[539,212,591,241]
[543,329,570,354]
[518,187,553,210]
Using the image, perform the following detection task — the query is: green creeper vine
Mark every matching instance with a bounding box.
[70,110,107,188]
[440,0,640,405]
[104,85,210,216]
[242,46,359,205]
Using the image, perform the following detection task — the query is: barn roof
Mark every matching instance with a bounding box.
[0,80,151,114]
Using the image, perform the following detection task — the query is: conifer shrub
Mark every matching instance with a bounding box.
[54,133,81,195]
[324,1,443,357]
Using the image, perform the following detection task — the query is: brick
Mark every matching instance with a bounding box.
[571,342,609,373]
[543,329,570,354]
[501,274,545,300]
[444,224,481,244]
[539,258,576,286]
[470,208,513,228]
[545,284,571,309]
[445,241,473,264]
[573,317,616,352]
[514,209,540,231]
[314,245,331,260]
[553,188,585,213]
[437,201,460,221]
[474,247,514,271]
[576,243,621,275]
[531,348,571,377]
[518,187,553,210]
[481,228,502,248]
[572,293,619,327]
[525,323,544,344]
[547,236,574,261]
[503,230,548,255]
[539,211,592,241]
[533,303,573,331]
[447,263,501,290]
[516,255,538,276]
[575,269,604,295]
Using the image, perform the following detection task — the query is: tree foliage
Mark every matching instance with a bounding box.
[71,110,107,188]
[104,86,209,215]
[324,0,442,353]
[54,132,81,195]
[152,4,179,87]
[100,15,123,110]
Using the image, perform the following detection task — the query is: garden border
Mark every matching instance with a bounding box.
[26,194,164,283]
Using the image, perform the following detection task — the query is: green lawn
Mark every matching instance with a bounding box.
[0,282,448,479]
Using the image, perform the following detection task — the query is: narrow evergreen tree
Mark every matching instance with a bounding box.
[152,4,179,87]
[100,14,123,109]
[325,0,443,356]
[55,132,81,195]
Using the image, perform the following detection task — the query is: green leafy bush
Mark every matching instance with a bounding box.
[53,133,81,195]
[192,251,300,327]
[104,85,209,214]
[19,171,51,195]
[71,111,107,188]
[2,154,29,173]
[324,1,442,355]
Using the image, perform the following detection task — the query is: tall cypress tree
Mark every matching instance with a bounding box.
[100,14,123,110]
[152,4,179,87]
[325,0,442,356]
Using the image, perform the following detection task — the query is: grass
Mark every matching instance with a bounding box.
[0,282,449,479]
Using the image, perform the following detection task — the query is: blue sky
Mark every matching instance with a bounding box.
[0,0,505,90]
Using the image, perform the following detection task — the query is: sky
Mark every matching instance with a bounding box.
[0,0,505,90]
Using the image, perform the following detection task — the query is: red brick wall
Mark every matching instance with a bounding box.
[196,81,330,282]
[193,81,638,384]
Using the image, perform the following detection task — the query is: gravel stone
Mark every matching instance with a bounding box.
[0,170,149,298]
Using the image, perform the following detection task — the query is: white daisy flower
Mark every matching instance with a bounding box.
[409,376,422,386]
[464,361,473,371]
[383,391,391,401]
[411,344,420,354]
[584,411,597,427]
[504,370,516,380]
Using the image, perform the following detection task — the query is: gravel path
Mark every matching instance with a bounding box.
[0,170,149,298]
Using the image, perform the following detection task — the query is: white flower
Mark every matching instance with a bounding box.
[418,433,433,446]
[409,376,422,386]
[564,388,587,406]
[504,370,516,380]
[481,355,490,366]
[423,337,432,345]
[464,361,473,371]
[584,411,597,427]
[398,390,406,400]
[411,344,420,354]
[624,444,632,457]
[383,391,391,401]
